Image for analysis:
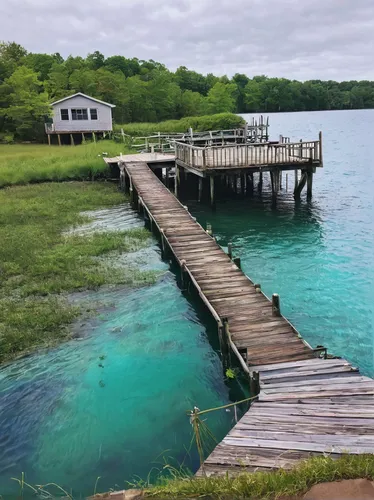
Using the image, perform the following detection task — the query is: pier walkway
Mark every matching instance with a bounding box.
[116,154,374,476]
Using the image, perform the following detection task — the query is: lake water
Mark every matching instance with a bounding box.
[1,110,373,497]
[192,109,374,374]
[0,208,239,498]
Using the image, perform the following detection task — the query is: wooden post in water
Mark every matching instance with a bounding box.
[228,242,233,260]
[198,177,203,203]
[233,257,241,269]
[258,171,263,194]
[294,171,308,200]
[272,293,281,316]
[210,176,215,209]
[175,165,180,198]
[165,167,169,188]
[307,170,313,200]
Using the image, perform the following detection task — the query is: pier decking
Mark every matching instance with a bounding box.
[111,152,374,476]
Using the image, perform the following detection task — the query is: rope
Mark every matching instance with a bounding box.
[187,394,258,417]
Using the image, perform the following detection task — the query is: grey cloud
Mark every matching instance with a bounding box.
[1,0,374,80]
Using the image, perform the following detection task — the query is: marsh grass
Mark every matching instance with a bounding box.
[115,113,246,137]
[0,141,125,188]
[11,455,374,499]
[146,455,374,499]
[0,181,155,362]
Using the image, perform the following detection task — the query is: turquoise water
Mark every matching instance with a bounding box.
[1,110,373,497]
[190,110,374,375]
[0,209,239,497]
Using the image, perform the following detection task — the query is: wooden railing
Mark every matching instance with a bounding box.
[175,134,322,170]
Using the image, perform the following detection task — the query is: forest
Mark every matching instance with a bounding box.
[1,41,374,142]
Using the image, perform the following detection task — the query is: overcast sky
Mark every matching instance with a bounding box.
[1,0,374,81]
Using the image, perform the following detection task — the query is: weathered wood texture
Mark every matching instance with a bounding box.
[199,357,374,476]
[119,159,372,478]
[123,161,313,367]
[175,139,322,172]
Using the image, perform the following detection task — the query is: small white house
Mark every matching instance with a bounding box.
[46,92,116,145]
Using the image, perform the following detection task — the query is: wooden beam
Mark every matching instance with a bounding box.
[57,134,61,146]
[198,177,203,203]
[175,165,180,198]
[294,171,308,200]
[47,134,51,146]
[307,171,313,200]
[258,171,263,194]
[210,175,215,209]
[92,132,96,143]
[70,134,75,146]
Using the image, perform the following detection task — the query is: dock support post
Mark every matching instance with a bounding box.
[294,169,298,191]
[258,171,263,194]
[165,168,170,188]
[92,132,96,143]
[57,134,61,146]
[250,371,260,396]
[220,318,231,369]
[248,173,254,197]
[175,165,180,198]
[47,134,51,146]
[198,177,203,203]
[233,257,241,269]
[240,174,245,195]
[70,134,75,146]
[210,176,215,210]
[294,171,308,200]
[272,293,281,316]
[270,170,280,206]
[307,171,313,200]
[82,133,85,144]
[228,242,233,259]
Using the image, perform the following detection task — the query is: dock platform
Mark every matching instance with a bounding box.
[108,153,374,476]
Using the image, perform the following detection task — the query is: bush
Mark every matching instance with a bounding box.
[115,113,246,137]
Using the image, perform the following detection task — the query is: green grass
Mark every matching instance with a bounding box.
[144,455,374,499]
[115,113,246,137]
[0,141,125,188]
[0,181,155,362]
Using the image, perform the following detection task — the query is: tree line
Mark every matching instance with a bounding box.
[1,41,374,141]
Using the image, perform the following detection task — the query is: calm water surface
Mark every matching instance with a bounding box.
[0,110,373,497]
[0,208,236,497]
[191,110,374,373]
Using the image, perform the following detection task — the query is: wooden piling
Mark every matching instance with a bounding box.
[272,293,281,316]
[175,165,180,198]
[294,171,308,200]
[70,134,75,146]
[210,176,215,209]
[47,134,51,146]
[57,134,61,146]
[228,242,233,259]
[198,177,203,203]
[258,171,263,194]
[307,171,313,200]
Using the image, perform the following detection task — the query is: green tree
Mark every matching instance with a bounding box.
[206,82,237,113]
[179,90,206,117]
[0,66,50,140]
[0,41,27,79]
[86,50,105,70]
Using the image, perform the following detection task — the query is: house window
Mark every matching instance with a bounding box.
[71,108,88,120]
[60,109,69,121]
[90,108,98,120]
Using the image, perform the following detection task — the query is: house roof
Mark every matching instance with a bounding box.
[50,92,116,108]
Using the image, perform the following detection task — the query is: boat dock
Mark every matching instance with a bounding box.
[103,143,374,476]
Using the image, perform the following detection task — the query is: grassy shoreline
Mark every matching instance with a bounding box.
[115,112,245,136]
[0,181,155,363]
[0,141,123,188]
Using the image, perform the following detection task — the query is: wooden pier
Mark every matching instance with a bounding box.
[174,133,323,205]
[105,149,374,477]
